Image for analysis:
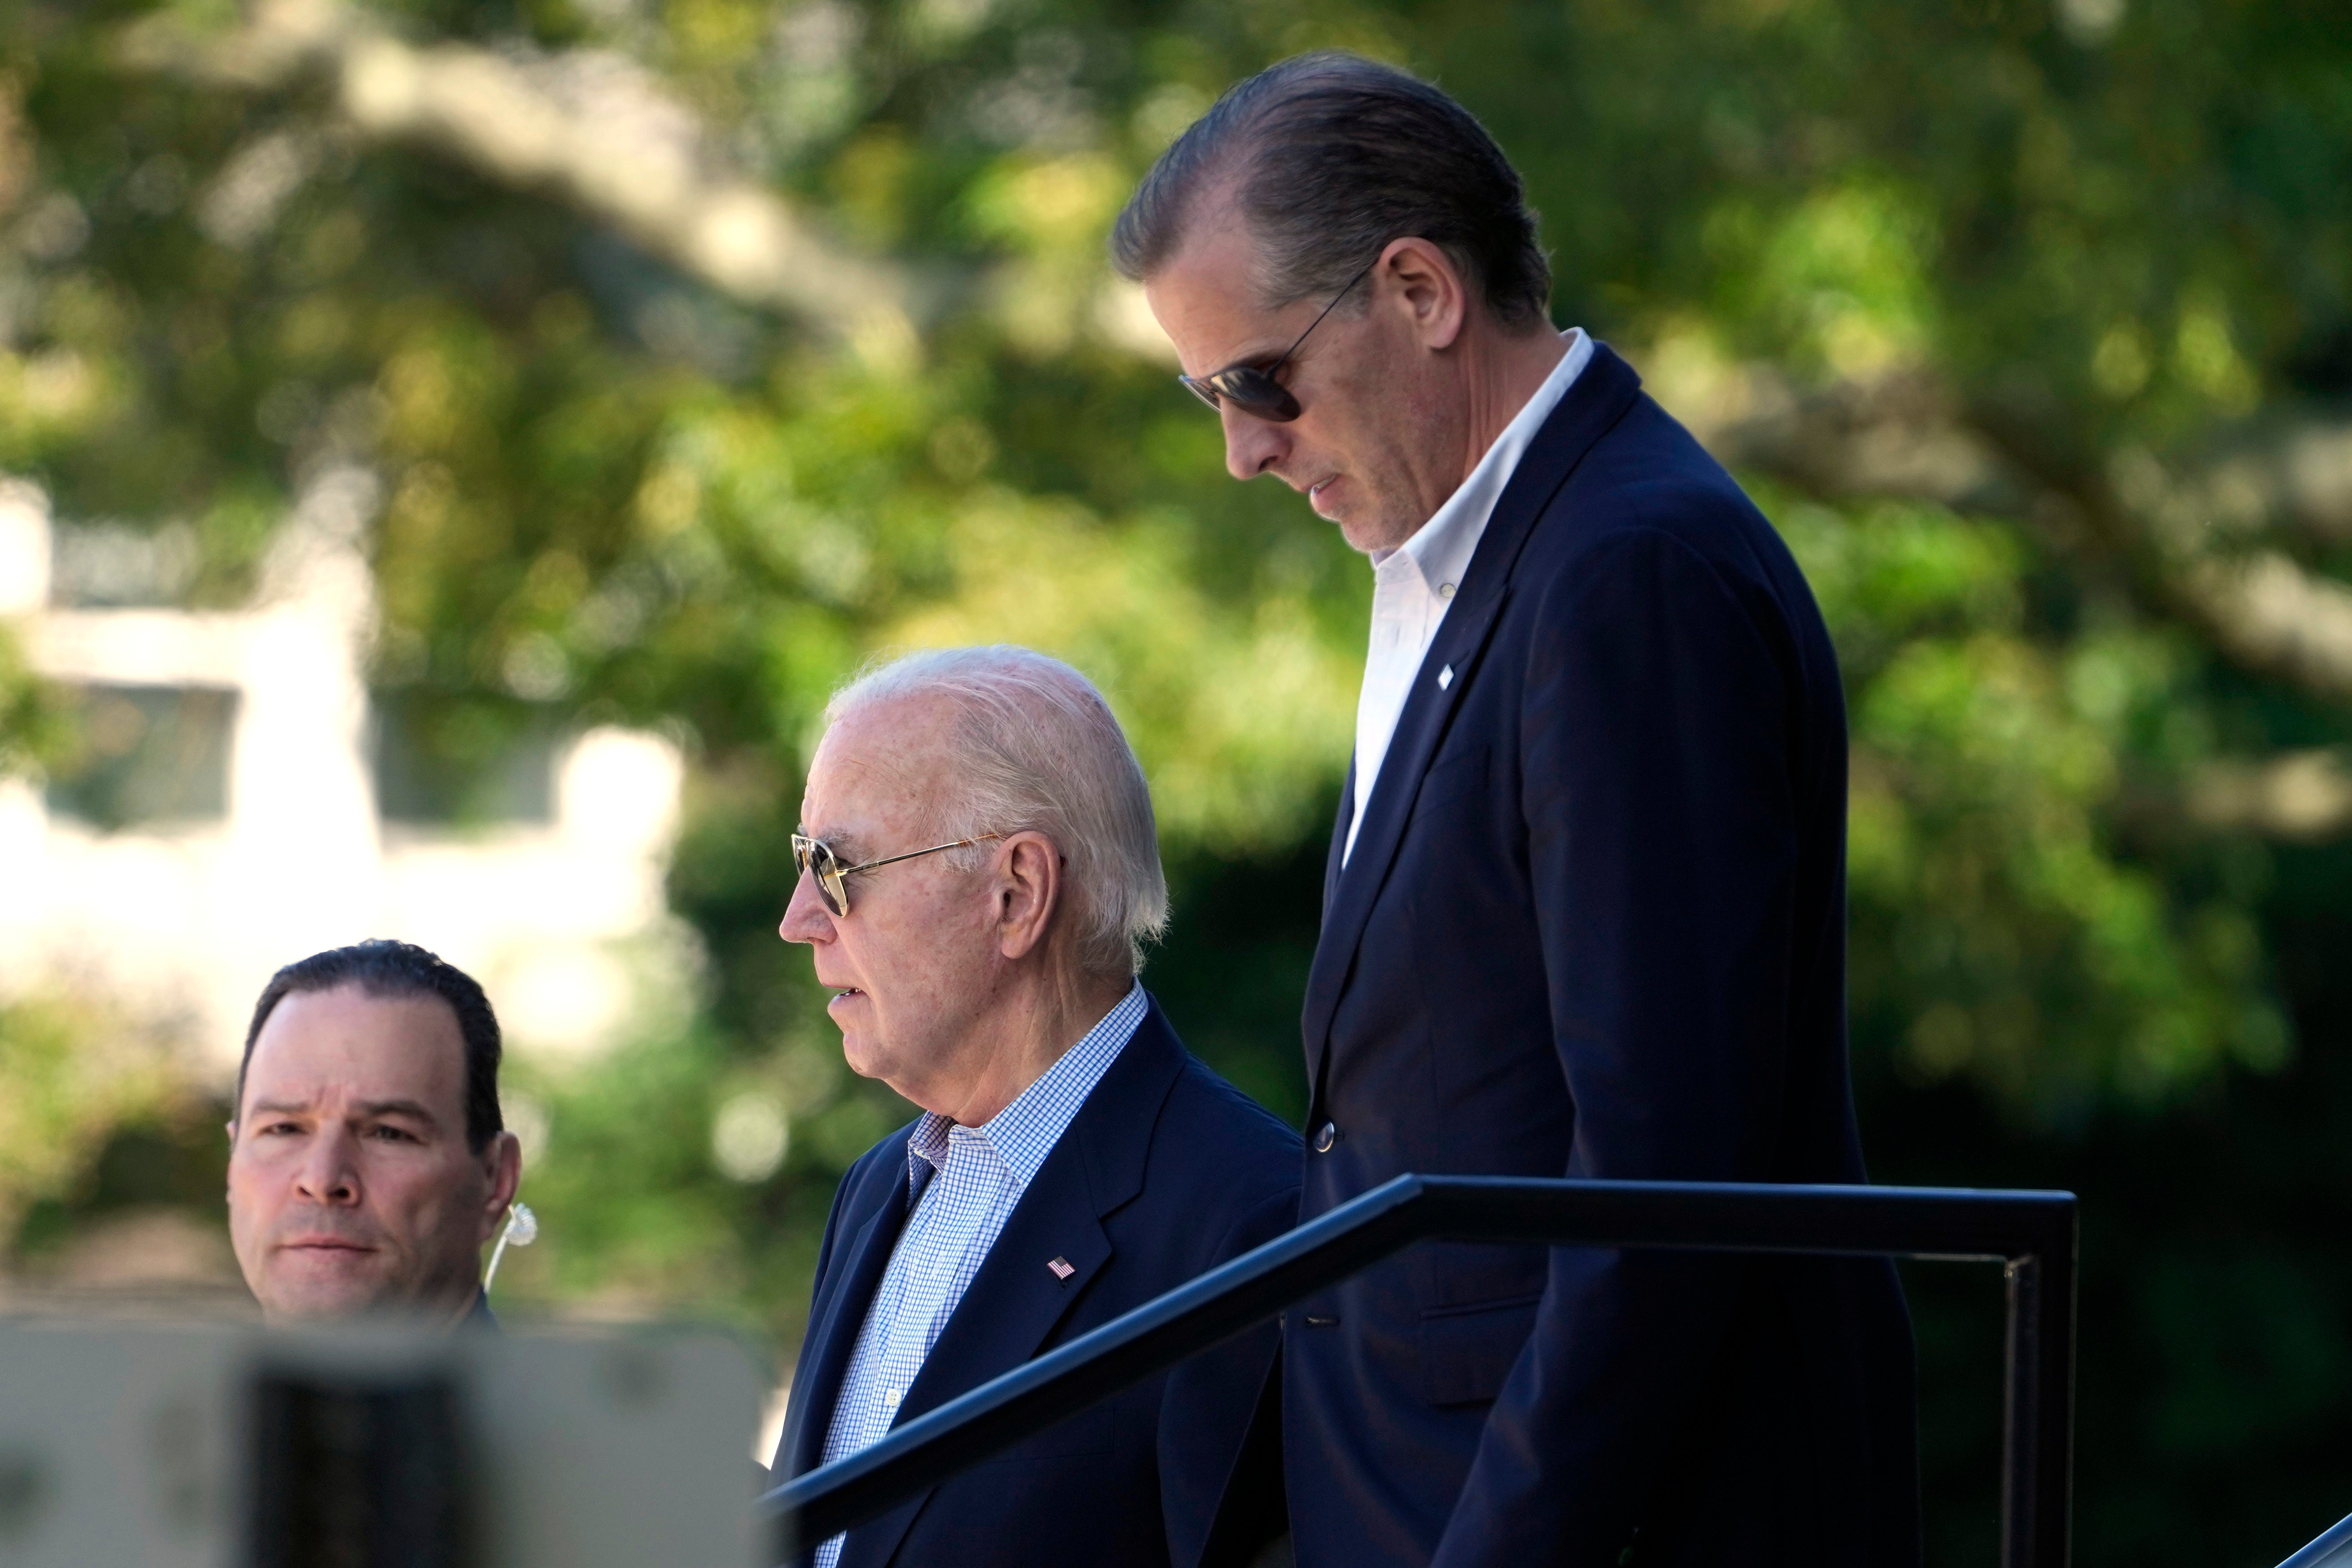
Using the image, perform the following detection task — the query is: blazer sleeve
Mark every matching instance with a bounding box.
[1431,523,1806,1568]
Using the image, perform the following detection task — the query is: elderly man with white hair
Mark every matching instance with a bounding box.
[770,645,1301,1568]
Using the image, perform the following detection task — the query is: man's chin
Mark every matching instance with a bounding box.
[1328,500,1415,556]
[257,1251,399,1324]
[839,1036,890,1083]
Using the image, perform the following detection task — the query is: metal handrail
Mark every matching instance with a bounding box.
[761,1174,2078,1568]
[2279,1512,2352,1568]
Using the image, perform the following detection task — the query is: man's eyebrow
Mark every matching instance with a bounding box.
[243,1099,313,1120]
[1197,336,1283,374]
[351,1098,443,1126]
[802,826,872,862]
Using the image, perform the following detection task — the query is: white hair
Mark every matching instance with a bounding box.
[826,646,1169,977]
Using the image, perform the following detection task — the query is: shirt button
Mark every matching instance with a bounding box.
[1439,582,1457,599]
[883,1388,900,1407]
[1313,1122,1339,1154]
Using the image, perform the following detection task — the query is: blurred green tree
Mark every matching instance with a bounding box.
[2,0,2350,1560]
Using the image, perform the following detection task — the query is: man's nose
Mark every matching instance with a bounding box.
[778,869,833,945]
[294,1127,360,1206]
[1221,404,1287,481]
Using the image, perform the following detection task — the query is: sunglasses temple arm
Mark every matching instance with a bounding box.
[837,836,998,877]
[1273,260,1378,371]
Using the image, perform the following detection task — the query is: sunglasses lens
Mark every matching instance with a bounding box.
[1178,369,1301,422]
[794,838,849,917]
[815,851,848,917]
[1210,368,1300,422]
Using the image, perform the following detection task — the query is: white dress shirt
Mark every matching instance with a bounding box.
[1344,328,1594,862]
[811,981,1148,1568]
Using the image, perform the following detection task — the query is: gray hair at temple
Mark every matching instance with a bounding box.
[826,646,1169,978]
[1109,50,1552,332]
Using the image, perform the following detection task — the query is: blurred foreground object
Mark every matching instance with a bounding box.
[0,1317,761,1567]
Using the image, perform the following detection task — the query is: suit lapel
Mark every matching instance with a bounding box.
[1301,345,1645,1093]
[1299,591,1511,1094]
[838,1005,1186,1568]
[784,1152,919,1482]
[1322,761,1354,919]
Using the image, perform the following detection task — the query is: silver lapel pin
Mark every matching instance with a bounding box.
[1438,664,1455,690]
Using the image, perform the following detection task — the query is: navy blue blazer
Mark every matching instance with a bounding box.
[1284,345,1919,1568]
[776,996,1301,1568]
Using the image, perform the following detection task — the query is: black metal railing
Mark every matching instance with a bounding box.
[2278,1511,2352,1568]
[761,1174,2078,1568]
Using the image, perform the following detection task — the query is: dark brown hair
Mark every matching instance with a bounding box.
[1111,51,1552,331]
[239,939,504,1153]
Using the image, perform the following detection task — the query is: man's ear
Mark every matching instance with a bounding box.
[1376,235,1470,352]
[993,832,1063,962]
[482,1130,523,1236]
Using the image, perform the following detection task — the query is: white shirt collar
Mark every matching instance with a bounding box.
[904,979,1147,1192]
[1342,329,1593,865]
[1375,327,1594,597]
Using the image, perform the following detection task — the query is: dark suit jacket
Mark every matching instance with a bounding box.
[777,996,1302,1568]
[1284,344,1920,1568]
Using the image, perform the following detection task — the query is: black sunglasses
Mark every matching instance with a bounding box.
[791,832,1003,918]
[1177,261,1375,423]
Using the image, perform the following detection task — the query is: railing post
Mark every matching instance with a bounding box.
[2039,1220,2079,1568]
[1999,1220,2076,1568]
[2000,1254,2040,1568]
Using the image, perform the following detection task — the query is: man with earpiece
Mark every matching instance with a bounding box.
[226,939,522,1330]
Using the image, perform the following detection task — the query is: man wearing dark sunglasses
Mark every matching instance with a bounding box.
[1113,50,1918,1568]
[767,645,1298,1568]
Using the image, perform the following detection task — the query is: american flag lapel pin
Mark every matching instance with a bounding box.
[1047,1256,1076,1281]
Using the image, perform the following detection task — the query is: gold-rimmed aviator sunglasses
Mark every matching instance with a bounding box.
[790,832,1004,918]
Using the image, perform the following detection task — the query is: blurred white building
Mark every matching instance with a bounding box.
[0,475,687,1075]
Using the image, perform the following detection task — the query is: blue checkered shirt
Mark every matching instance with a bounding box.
[811,982,1147,1568]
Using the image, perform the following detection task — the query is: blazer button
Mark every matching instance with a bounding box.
[1312,1122,1339,1154]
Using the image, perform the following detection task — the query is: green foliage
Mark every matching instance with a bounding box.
[0,994,175,1247]
[1772,489,2291,1112]
[0,623,71,777]
[495,1015,909,1342]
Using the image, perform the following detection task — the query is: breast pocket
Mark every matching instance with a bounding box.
[1419,1292,1541,1407]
